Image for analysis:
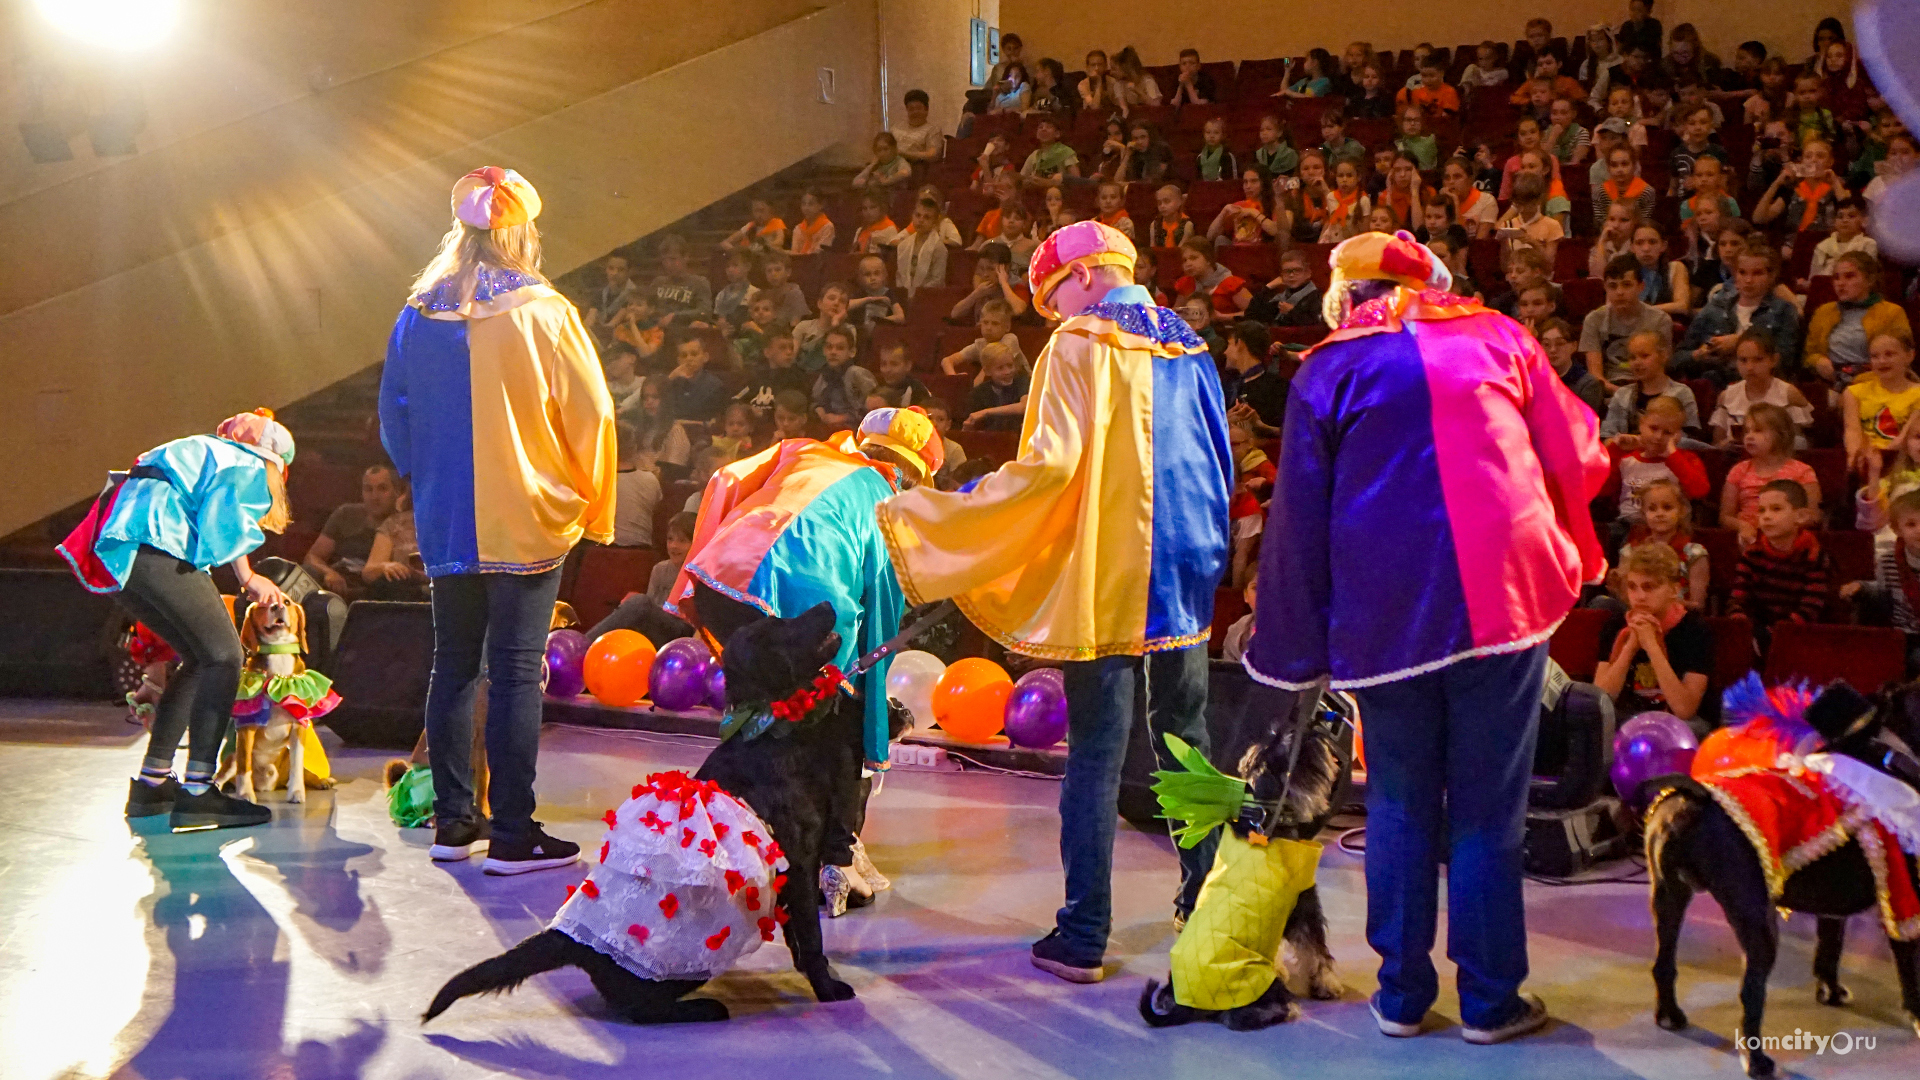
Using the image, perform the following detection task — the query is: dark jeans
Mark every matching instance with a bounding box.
[1054,644,1215,962]
[424,568,562,841]
[587,594,694,648]
[117,546,246,775]
[1353,642,1548,1031]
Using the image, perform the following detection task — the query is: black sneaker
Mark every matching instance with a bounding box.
[430,818,491,862]
[126,777,179,818]
[170,785,272,831]
[482,824,580,876]
[1030,929,1105,983]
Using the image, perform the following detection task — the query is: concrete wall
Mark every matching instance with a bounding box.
[995,1,1849,68]
[0,0,885,535]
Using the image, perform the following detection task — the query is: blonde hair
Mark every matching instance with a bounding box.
[1621,541,1684,584]
[1743,402,1797,458]
[1640,394,1686,426]
[259,464,291,534]
[1634,476,1693,533]
[408,220,546,298]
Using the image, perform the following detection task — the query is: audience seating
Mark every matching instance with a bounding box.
[564,546,656,629]
[955,428,1019,464]
[1549,607,1611,681]
[1763,622,1908,691]
[1208,585,1249,656]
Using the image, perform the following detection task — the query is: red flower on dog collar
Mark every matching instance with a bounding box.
[768,664,847,721]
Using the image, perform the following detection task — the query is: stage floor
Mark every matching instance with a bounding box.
[2,700,1914,1080]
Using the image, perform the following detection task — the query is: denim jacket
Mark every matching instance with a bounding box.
[1676,289,1801,373]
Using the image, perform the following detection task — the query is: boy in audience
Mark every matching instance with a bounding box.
[1840,489,1920,673]
[1168,48,1216,106]
[872,342,934,408]
[811,325,876,431]
[1395,106,1440,171]
[601,340,645,425]
[1583,254,1677,391]
[1730,480,1833,649]
[1150,184,1195,248]
[586,253,639,343]
[712,250,756,334]
[1603,396,1709,526]
[853,132,914,190]
[1514,282,1559,335]
[758,252,810,326]
[847,253,906,335]
[795,282,854,372]
[1511,50,1584,104]
[650,235,714,328]
[1022,118,1081,189]
[1221,571,1257,663]
[771,389,812,441]
[1460,41,1509,94]
[1319,109,1367,170]
[923,401,967,482]
[734,331,809,422]
[892,88,944,164]
[1258,248,1324,327]
[950,243,1030,323]
[850,192,901,253]
[998,200,1039,275]
[662,334,727,425]
[1220,321,1285,436]
[1669,106,1729,197]
[1601,330,1699,439]
[1196,117,1237,182]
[612,423,662,550]
[731,292,783,367]
[942,298,1027,380]
[1677,241,1800,379]
[1807,198,1878,282]
[1496,173,1564,265]
[1095,181,1136,240]
[1398,57,1459,118]
[788,189,836,255]
[1178,296,1227,364]
[962,342,1031,430]
[648,513,700,604]
[1538,317,1606,415]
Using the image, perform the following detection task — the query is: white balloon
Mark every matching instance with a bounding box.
[886,650,947,731]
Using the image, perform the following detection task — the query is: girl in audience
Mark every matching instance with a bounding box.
[1349,63,1395,119]
[1720,402,1820,547]
[1807,252,1913,387]
[1499,117,1561,200]
[1545,97,1592,166]
[1709,331,1813,447]
[633,379,693,483]
[1843,330,1920,478]
[1209,168,1281,246]
[1442,157,1498,239]
[989,61,1032,115]
[1624,477,1709,609]
[1856,410,1920,533]
[1278,48,1335,98]
[719,198,787,253]
[1172,237,1251,321]
[1630,222,1692,316]
[852,132,912,192]
[1582,25,1625,107]
[1113,47,1162,108]
[1593,543,1713,733]
[1589,201,1640,278]
[1320,159,1371,243]
[1754,139,1847,230]
[1288,150,1331,240]
[1379,152,1433,231]
[1594,146,1656,228]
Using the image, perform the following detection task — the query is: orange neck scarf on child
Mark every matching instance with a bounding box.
[1328,189,1361,225]
[1152,216,1190,246]
[1794,179,1833,230]
[1604,176,1650,202]
[855,218,896,249]
[977,208,1003,238]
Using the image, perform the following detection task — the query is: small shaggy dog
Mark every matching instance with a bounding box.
[423,600,864,1024]
[1644,682,1920,1077]
[1139,689,1355,1030]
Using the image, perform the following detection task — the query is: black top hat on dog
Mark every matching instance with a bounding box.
[1805,681,1878,748]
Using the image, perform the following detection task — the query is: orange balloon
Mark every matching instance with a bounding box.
[932,657,1013,743]
[585,630,656,708]
[1690,724,1781,779]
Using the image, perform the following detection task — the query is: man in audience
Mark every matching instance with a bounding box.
[892,89,945,165]
[1221,321,1285,438]
[302,463,402,599]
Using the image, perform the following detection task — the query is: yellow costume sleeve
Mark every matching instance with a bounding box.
[544,299,620,546]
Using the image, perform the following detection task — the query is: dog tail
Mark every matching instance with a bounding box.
[422,929,583,1023]
[385,759,411,788]
[1642,776,1710,875]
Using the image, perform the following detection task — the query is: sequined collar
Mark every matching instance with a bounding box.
[1079,287,1208,351]
[1306,287,1490,356]
[410,265,547,319]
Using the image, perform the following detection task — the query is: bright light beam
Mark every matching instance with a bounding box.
[34,0,180,52]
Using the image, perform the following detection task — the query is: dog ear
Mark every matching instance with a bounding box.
[238,604,259,656]
[289,602,309,654]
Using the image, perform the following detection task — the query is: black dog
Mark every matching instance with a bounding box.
[1645,682,1920,1077]
[1139,689,1354,1030]
[424,602,865,1024]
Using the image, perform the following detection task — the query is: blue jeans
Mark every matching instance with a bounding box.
[1354,643,1547,1031]
[423,569,562,841]
[1054,645,1216,962]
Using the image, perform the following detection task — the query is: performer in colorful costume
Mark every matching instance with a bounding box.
[1247,230,1610,1041]
[878,220,1233,982]
[57,410,298,830]
[380,166,618,873]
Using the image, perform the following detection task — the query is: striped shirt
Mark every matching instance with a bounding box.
[1729,529,1832,632]
[1868,535,1920,634]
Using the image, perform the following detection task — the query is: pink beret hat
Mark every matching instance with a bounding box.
[452,166,542,230]
[1027,220,1138,319]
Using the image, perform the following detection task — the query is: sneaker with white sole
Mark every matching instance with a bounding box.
[1370,993,1425,1037]
[1462,993,1549,1044]
[429,818,490,861]
[1030,929,1105,983]
[821,864,856,917]
[481,825,579,876]
[851,839,890,891]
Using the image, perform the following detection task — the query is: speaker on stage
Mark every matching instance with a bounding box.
[322,601,434,748]
[1117,660,1295,827]
[0,569,125,698]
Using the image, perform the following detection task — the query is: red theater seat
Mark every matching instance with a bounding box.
[1764,623,1907,692]
[1549,607,1612,681]
[563,546,657,628]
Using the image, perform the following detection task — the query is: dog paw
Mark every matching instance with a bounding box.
[1307,971,1345,1001]
[285,788,305,804]
[1814,980,1851,1006]
[810,977,856,1003]
[1656,1005,1689,1032]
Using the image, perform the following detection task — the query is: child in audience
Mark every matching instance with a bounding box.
[733,331,809,422]
[610,292,665,362]
[713,251,756,334]
[1667,106,1727,197]
[1676,241,1800,380]
[1221,573,1257,664]
[1179,297,1225,362]
[1491,243,1552,319]
[850,193,901,253]
[1319,110,1367,170]
[1605,396,1709,527]
[1786,73,1838,149]
[1807,252,1912,387]
[921,402,966,480]
[853,132,913,191]
[1134,249,1170,307]
[1149,183,1195,248]
[1602,330,1699,438]
[771,389,812,442]
[1395,106,1440,171]
[1094,119,1131,181]
[1210,168,1279,246]
[871,342,933,408]
[1169,47,1217,106]
[1594,543,1713,731]
[1253,114,1299,177]
[1399,57,1460,118]
[611,421,663,550]
[1379,153,1434,230]
[1021,118,1081,188]
[811,326,876,431]
[794,282,853,372]
[586,253,639,343]
[1863,133,1918,209]
[602,341,645,423]
[1589,202,1640,280]
[1442,158,1499,239]
[1227,422,1273,587]
[1517,77,1556,123]
[1499,117,1556,199]
[721,198,788,253]
[1094,180,1136,240]
[1755,139,1847,231]
[893,200,949,297]
[1258,249,1324,327]
[942,299,1026,381]
[972,135,1017,194]
[846,254,905,335]
[1582,25,1625,105]
[1516,48,1585,103]
[1320,160,1371,243]
[1350,63,1395,119]
[730,293,780,367]
[1629,222,1691,316]
[1544,98,1591,167]
[662,334,726,425]
[1840,490,1920,673]
[1709,331,1814,447]
[650,235,715,328]
[710,402,757,461]
[1173,238,1251,320]
[758,253,809,325]
[1115,120,1173,184]
[1279,49,1335,98]
[1365,147,1397,200]
[1365,205,1397,234]
[1496,173,1564,266]
[1417,198,1454,244]
[1539,317,1606,415]
[965,181,1013,250]
[1594,147,1656,230]
[1679,156,1740,223]
[1721,402,1822,546]
[1514,283,1559,335]
[1729,479,1833,648]
[788,190,835,255]
[1806,197,1878,282]
[1429,225,1480,300]
[949,243,1029,323]
[1461,41,1509,95]
[963,342,1031,430]
[1843,331,1920,477]
[1622,476,1711,609]
[1195,117,1237,182]
[997,200,1039,274]
[632,379,693,482]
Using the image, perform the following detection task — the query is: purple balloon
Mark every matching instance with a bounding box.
[650,637,712,711]
[705,664,728,710]
[1004,670,1068,747]
[1615,711,1699,756]
[545,629,588,699]
[1610,733,1697,805]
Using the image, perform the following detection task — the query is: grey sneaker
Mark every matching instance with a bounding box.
[1462,993,1549,1044]
[821,863,855,917]
[1370,993,1425,1037]
[851,839,890,891]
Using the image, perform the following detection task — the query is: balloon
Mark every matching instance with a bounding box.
[705,664,728,710]
[1004,669,1068,747]
[584,630,655,708]
[1610,736,1697,805]
[650,637,713,712]
[1616,712,1699,755]
[886,650,947,730]
[1691,723,1785,779]
[932,657,1013,743]
[544,629,588,699]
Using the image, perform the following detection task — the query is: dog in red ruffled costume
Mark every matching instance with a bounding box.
[1644,677,1920,1077]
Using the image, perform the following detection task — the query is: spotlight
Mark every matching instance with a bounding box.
[34,0,180,51]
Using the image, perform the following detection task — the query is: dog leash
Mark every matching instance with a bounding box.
[838,600,958,695]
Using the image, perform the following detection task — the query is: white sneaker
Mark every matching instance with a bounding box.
[851,839,890,891]
[1462,993,1549,1044]
[1370,993,1424,1038]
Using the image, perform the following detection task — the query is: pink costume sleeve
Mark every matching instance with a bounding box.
[1517,327,1612,586]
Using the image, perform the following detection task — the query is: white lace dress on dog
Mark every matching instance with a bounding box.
[550,770,790,979]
